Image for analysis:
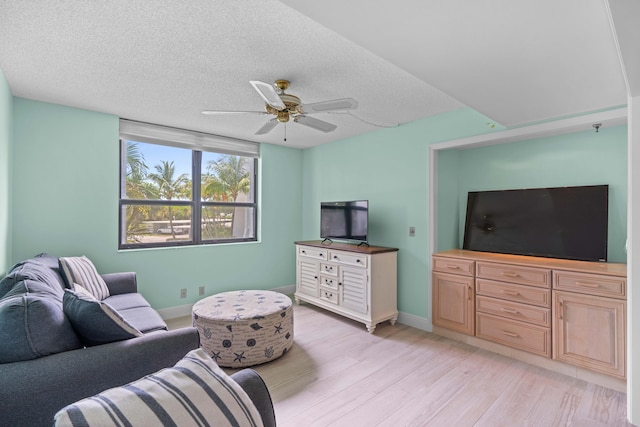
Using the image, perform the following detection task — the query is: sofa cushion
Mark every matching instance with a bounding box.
[59,256,110,300]
[63,289,142,346]
[116,305,168,333]
[53,348,265,427]
[0,294,83,363]
[0,254,67,299]
[104,292,153,311]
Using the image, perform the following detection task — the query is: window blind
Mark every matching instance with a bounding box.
[119,119,260,158]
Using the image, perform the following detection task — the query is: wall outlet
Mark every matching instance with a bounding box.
[409,226,416,237]
[180,288,187,298]
[199,286,205,296]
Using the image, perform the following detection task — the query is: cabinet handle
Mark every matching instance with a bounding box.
[446,265,460,270]
[301,250,306,254]
[356,259,361,263]
[314,276,318,279]
[575,281,600,288]
[319,253,323,257]
[338,282,342,286]
[468,285,472,301]
[558,301,563,320]
[501,290,520,296]
[500,307,520,314]
[501,330,520,338]
[501,271,519,278]
[333,255,338,259]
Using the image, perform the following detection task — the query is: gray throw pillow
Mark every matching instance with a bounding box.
[0,294,83,363]
[63,289,142,346]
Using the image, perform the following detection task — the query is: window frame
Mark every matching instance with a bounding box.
[118,120,258,250]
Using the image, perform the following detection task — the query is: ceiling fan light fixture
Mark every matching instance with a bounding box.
[277,111,290,123]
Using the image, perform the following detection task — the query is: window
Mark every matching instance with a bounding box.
[119,120,259,249]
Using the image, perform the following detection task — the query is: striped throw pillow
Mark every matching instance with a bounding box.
[54,348,265,427]
[59,256,110,300]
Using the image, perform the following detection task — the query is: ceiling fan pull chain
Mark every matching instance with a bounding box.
[284,122,287,142]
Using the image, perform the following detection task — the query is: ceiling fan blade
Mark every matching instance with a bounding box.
[250,80,285,110]
[301,98,358,114]
[202,110,267,115]
[294,115,337,133]
[255,118,279,135]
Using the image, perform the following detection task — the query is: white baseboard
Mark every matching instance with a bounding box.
[158,284,297,320]
[397,311,432,332]
[158,304,193,320]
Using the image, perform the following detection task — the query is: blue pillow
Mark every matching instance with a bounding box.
[0,294,83,363]
[63,289,142,346]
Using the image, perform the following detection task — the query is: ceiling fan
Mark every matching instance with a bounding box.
[202,79,358,136]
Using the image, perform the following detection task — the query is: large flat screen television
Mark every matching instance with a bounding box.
[321,200,368,243]
[463,185,608,262]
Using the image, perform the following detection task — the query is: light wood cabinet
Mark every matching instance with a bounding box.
[295,241,398,333]
[432,272,475,335]
[553,272,626,379]
[432,249,626,378]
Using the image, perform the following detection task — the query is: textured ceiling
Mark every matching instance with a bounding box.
[0,0,462,149]
[281,0,629,128]
[0,1,632,149]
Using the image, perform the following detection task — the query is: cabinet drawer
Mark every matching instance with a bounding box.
[320,275,339,290]
[298,246,328,261]
[476,278,550,308]
[476,313,551,358]
[553,271,626,299]
[476,295,551,327]
[329,250,367,268]
[320,262,338,276]
[432,256,474,277]
[477,262,550,288]
[319,287,339,304]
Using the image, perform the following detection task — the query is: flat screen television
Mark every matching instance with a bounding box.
[463,185,608,262]
[321,200,368,243]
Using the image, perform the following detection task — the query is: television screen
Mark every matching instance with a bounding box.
[463,185,608,262]
[321,200,368,242]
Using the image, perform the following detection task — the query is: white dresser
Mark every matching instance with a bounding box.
[294,240,398,333]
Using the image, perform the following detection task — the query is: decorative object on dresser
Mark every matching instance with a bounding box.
[432,249,627,380]
[294,240,398,333]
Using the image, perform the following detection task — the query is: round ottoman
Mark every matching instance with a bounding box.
[192,290,293,368]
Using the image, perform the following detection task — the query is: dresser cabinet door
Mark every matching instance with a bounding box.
[340,266,368,314]
[553,290,626,379]
[297,259,319,297]
[432,272,474,335]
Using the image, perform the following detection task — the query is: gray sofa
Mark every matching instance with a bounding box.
[0,254,276,427]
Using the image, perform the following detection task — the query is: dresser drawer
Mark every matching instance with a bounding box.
[476,278,550,308]
[298,246,328,261]
[476,295,551,327]
[432,256,475,277]
[320,275,339,290]
[477,262,551,288]
[319,287,339,304]
[320,262,338,276]
[553,271,626,299]
[329,250,367,268]
[476,313,551,358]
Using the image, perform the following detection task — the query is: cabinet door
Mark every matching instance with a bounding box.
[553,290,626,379]
[297,259,319,297]
[432,272,474,335]
[340,266,368,314]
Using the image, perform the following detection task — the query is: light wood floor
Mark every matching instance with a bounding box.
[168,303,633,426]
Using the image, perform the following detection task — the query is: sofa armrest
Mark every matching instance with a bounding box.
[102,271,137,295]
[231,369,277,427]
[0,327,199,427]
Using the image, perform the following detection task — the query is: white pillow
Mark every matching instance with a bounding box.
[54,348,265,427]
[59,256,110,300]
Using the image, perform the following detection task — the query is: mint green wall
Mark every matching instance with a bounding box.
[301,108,496,318]
[12,98,302,309]
[0,68,11,274]
[448,126,627,262]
